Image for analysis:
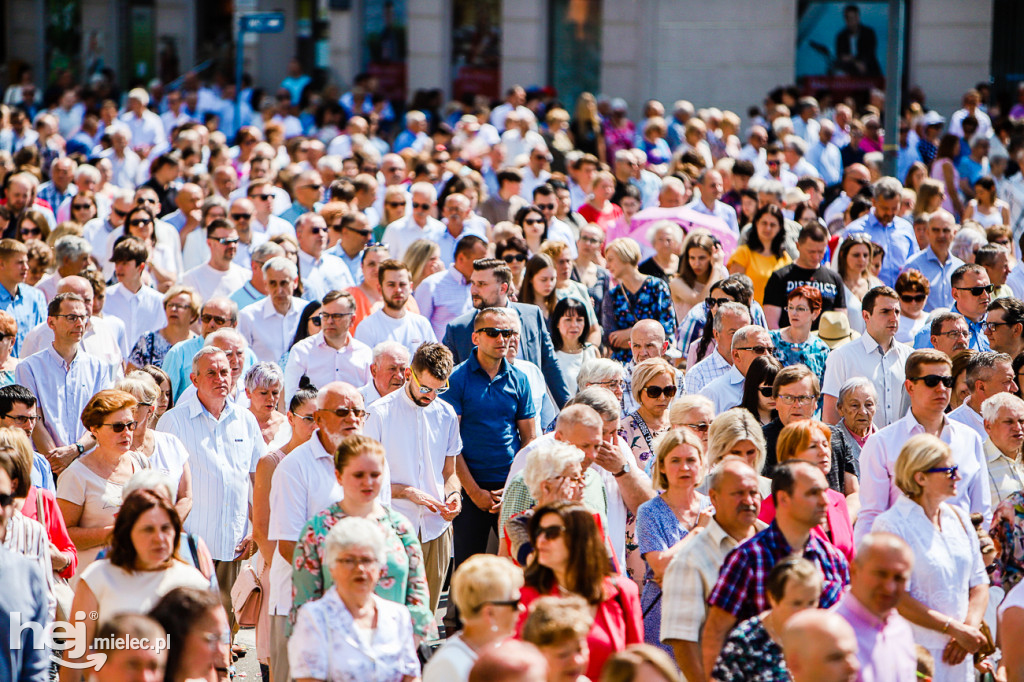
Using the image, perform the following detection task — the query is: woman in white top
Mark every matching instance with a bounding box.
[836,233,882,335]
[894,270,931,345]
[106,205,179,291]
[289,516,420,682]
[962,176,1010,229]
[63,488,209,674]
[550,298,599,394]
[116,372,192,520]
[423,555,525,682]
[872,434,989,682]
[57,390,151,575]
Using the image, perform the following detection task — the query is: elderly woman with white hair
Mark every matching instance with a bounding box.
[703,407,772,498]
[950,224,989,264]
[245,362,286,444]
[289,516,421,682]
[638,220,683,283]
[577,358,626,404]
[830,377,877,481]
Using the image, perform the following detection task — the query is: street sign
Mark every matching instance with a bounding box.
[240,12,285,34]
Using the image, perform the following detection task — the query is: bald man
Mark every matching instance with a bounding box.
[833,532,916,682]
[622,319,685,413]
[823,163,871,227]
[468,640,548,682]
[781,610,860,682]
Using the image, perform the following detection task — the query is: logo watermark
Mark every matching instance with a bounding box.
[10,611,170,671]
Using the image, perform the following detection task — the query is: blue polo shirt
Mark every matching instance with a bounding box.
[843,210,917,287]
[913,303,990,351]
[0,283,45,358]
[442,350,536,487]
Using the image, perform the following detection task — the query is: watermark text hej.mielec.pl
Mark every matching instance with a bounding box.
[10,611,170,671]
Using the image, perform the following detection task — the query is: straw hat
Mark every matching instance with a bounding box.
[813,311,861,350]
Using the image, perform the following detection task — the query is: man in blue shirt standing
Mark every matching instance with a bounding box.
[902,210,964,312]
[442,306,536,569]
[843,177,917,287]
[914,263,992,351]
[0,239,45,358]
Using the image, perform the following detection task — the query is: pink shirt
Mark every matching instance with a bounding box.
[832,592,917,682]
[757,488,855,562]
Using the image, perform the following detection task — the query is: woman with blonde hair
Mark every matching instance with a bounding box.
[403,238,445,291]
[636,428,712,652]
[423,555,525,682]
[600,644,679,682]
[569,92,606,161]
[521,595,593,682]
[705,407,771,497]
[619,358,678,475]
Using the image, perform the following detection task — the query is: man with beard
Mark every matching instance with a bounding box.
[354,259,436,357]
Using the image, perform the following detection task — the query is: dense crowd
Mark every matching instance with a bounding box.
[6,62,1024,682]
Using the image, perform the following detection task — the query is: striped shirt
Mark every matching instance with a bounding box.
[683,350,730,394]
[156,391,265,561]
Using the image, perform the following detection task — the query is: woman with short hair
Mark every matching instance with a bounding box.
[895,269,931,344]
[602,238,676,362]
[520,595,593,682]
[127,285,201,370]
[244,362,286,444]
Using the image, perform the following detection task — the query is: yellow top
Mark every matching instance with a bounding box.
[727,245,792,304]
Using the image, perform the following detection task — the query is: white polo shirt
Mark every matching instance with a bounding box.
[283,332,372,401]
[354,309,437,359]
[180,262,250,303]
[238,296,307,364]
[104,282,166,351]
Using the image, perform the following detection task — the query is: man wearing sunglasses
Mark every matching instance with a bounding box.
[245,175,294,234]
[380,182,444,261]
[856,349,990,544]
[294,212,354,301]
[948,351,1017,439]
[237,257,306,364]
[225,198,268,271]
[436,194,486,268]
[985,298,1024,358]
[163,297,256,400]
[364,343,461,612]
[902,210,964,312]
[181,219,249,302]
[279,170,324,226]
[700,325,772,414]
[325,212,373,284]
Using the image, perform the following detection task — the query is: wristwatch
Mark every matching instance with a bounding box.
[74,443,85,456]
[613,461,631,478]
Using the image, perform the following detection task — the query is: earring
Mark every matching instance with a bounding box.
[490,624,499,633]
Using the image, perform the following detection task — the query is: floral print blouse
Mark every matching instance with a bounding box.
[291,503,437,639]
[769,329,830,384]
[711,616,790,681]
[602,276,677,362]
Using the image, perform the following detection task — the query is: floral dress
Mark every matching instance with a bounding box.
[712,616,790,681]
[602,276,677,362]
[769,329,830,383]
[291,503,436,639]
[129,330,191,368]
[618,410,670,583]
[992,491,1024,590]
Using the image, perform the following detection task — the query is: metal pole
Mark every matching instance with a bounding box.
[235,18,245,144]
[883,0,906,178]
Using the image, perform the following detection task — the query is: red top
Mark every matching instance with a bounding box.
[578,202,625,234]
[516,575,643,679]
[757,488,855,562]
[21,486,78,579]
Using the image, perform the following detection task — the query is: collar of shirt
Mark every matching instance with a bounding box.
[984,437,1020,466]
[901,410,956,441]
[397,383,421,411]
[858,330,895,357]
[260,295,303,319]
[950,303,986,330]
[308,430,334,460]
[313,330,354,351]
[866,211,892,231]
[298,249,321,270]
[839,591,896,631]
[468,350,509,379]
[44,343,78,371]
[922,245,954,266]
[0,283,23,303]
[726,365,744,385]
[183,389,237,422]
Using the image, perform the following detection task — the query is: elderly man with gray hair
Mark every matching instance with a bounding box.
[949,351,1017,439]
[237,256,306,364]
[35,234,91,301]
[359,340,410,406]
[700,324,772,413]
[685,302,752,394]
[843,176,917,287]
[981,392,1024,503]
[230,240,286,310]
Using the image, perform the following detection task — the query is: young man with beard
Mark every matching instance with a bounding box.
[355,259,436,357]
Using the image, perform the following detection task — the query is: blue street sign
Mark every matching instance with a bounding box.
[240,12,285,34]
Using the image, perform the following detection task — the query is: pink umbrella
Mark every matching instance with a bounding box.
[625,206,738,258]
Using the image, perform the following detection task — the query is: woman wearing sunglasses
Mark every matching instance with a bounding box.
[873,433,989,682]
[18,208,50,244]
[768,286,830,385]
[740,355,783,427]
[895,270,931,344]
[619,358,678,477]
[516,501,643,680]
[68,190,99,224]
[496,237,529,292]
[516,204,549,256]
[127,285,201,371]
[55,390,153,577]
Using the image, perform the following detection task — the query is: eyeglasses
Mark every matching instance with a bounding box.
[410,369,450,395]
[954,284,993,296]
[476,327,515,339]
[523,218,544,225]
[0,492,13,508]
[777,394,817,405]
[786,306,810,314]
[230,213,252,221]
[502,254,527,263]
[483,596,521,608]
[936,328,969,339]
[72,203,92,210]
[54,314,88,323]
[579,235,602,245]
[298,184,323,191]
[294,412,316,422]
[252,193,274,201]
[102,420,138,433]
[910,374,954,388]
[643,385,678,399]
[735,345,775,355]
[682,422,710,433]
[924,465,959,479]
[318,407,367,419]
[900,294,927,304]
[412,202,432,210]
[201,314,230,326]
[166,302,191,312]
[766,159,781,166]
[309,226,328,235]
[758,386,774,397]
[20,227,41,236]
[983,321,1017,332]
[705,297,732,308]
[129,219,153,227]
[536,203,556,211]
[321,312,354,322]
[112,208,130,218]
[335,556,379,569]
[386,201,406,207]
[137,401,153,408]
[309,315,322,326]
[137,197,158,205]
[1,414,38,426]
[534,524,566,541]
[214,236,239,245]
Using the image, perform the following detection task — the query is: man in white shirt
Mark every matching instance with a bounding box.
[83,190,135,273]
[118,88,165,157]
[435,194,486,267]
[856,348,991,543]
[16,291,111,473]
[416,235,487,341]
[364,343,462,611]
[685,303,751,394]
[381,182,444,261]
[949,351,1016,439]
[245,178,293,233]
[700,325,771,414]
[359,341,410,406]
[980,392,1024,504]
[238,257,305,364]
[97,126,142,189]
[822,286,913,427]
[689,169,739,234]
[155,346,264,640]
[285,290,372,401]
[295,213,353,301]
[355,260,437,357]
[230,241,286,312]
[105,237,166,350]
[519,144,552,200]
[180,219,249,301]
[267,381,364,682]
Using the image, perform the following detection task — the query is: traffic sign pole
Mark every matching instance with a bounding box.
[235,13,286,144]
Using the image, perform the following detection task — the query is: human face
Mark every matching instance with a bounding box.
[916,454,960,501]
[559,420,602,467]
[178,607,230,682]
[708,467,761,530]
[5,181,29,212]
[321,298,355,344]
[755,213,781,246]
[19,220,43,241]
[578,226,604,258]
[49,299,88,344]
[0,401,38,437]
[551,251,573,283]
[630,326,666,363]
[192,354,231,403]
[702,172,724,202]
[785,296,815,331]
[246,383,282,420]
[952,370,971,410]
[410,192,434,226]
[663,443,702,492]
[838,387,876,436]
[381,268,412,311]
[212,337,245,385]
[850,545,911,618]
[405,368,448,407]
[372,351,408,395]
[987,251,1011,287]
[153,379,171,418]
[0,252,28,286]
[316,389,365,446]
[873,196,900,226]
[93,406,137,452]
[758,381,777,416]
[620,195,641,218]
[775,377,818,425]
[530,267,556,299]
[732,331,772,375]
[96,643,166,682]
[906,362,952,416]
[522,211,545,242]
[540,636,589,682]
[863,296,900,342]
[986,308,1023,355]
[534,512,570,575]
[539,461,585,505]
[951,269,991,320]
[130,506,176,569]
[795,427,832,476]
[796,238,826,269]
[199,301,233,336]
[470,269,506,309]
[898,287,927,318]
[26,257,47,286]
[164,293,194,328]
[556,310,585,345]
[337,452,384,504]
[298,216,328,257]
[687,246,711,278]
[928,215,956,252]
[768,577,823,626]
[713,310,745,362]
[987,404,1024,458]
[472,315,514,362]
[933,319,970,356]
[727,439,760,470]
[295,173,323,207]
[977,360,1018,402]
[638,372,676,416]
[652,229,678,258]
[780,465,829,527]
[207,227,239,267]
[328,544,382,600]
[265,267,297,308]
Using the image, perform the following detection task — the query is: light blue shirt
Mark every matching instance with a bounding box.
[163,336,259,400]
[324,245,364,284]
[30,452,55,493]
[0,283,46,358]
[436,224,486,267]
[689,198,739,233]
[699,365,745,414]
[229,281,263,311]
[806,140,843,186]
[902,246,964,312]
[913,303,989,352]
[843,211,917,287]
[298,250,354,301]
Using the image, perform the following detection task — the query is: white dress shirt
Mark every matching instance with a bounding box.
[364,386,462,542]
[297,250,354,301]
[855,412,991,544]
[155,391,265,561]
[103,282,166,350]
[237,296,306,364]
[180,262,250,303]
[283,332,372,401]
[699,365,745,414]
[414,268,473,341]
[15,346,112,447]
[359,381,384,407]
[21,316,124,383]
[251,213,296,238]
[381,215,445,261]
[267,431,343,615]
[948,401,987,440]
[822,333,914,428]
[353,309,437,359]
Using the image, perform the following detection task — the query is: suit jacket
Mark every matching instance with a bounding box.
[442,301,571,408]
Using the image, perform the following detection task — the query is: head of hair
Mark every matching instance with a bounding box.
[894,269,930,296]
[905,348,953,380]
[706,407,766,471]
[332,433,386,474]
[109,488,182,571]
[861,285,899,315]
[450,554,526,617]
[951,263,987,288]
[93,613,167,656]
[741,354,783,421]
[525,501,610,603]
[599,645,680,682]
[0,384,36,415]
[148,587,224,682]
[894,433,951,498]
[765,555,821,603]
[47,291,84,318]
[549,297,593,351]
[410,342,454,382]
[770,459,821,505]
[577,358,624,389]
[469,640,548,682]
[650,428,704,491]
[787,285,822,313]
[605,238,642,268]
[322,515,388,569]
[472,258,514,290]
[521,595,593,647]
[772,364,819,398]
[930,311,966,337]
[81,389,138,431]
[776,419,832,463]
[747,204,787,257]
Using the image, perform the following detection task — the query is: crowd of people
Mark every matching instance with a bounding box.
[7,62,1024,682]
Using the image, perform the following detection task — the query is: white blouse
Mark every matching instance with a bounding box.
[289,590,419,682]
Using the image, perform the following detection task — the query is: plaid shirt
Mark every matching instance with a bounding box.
[707,521,849,621]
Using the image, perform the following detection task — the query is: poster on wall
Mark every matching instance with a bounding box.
[796,1,888,99]
[451,0,501,101]
[362,0,407,103]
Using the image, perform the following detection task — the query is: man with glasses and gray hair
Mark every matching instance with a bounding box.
[238,256,306,364]
[700,324,772,414]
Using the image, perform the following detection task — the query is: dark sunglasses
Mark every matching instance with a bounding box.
[201,314,230,326]
[924,465,959,479]
[129,219,152,227]
[502,254,527,263]
[536,203,556,211]
[344,226,373,237]
[309,315,322,326]
[954,284,993,296]
[705,296,732,308]
[299,184,323,191]
[310,227,328,235]
[910,374,954,388]
[683,422,710,433]
[112,208,130,218]
[72,203,92,210]
[534,524,566,541]
[386,201,406,207]
[758,386,774,397]
[0,492,13,507]
[477,327,515,339]
[900,294,927,303]
[215,237,240,245]
[20,227,41,236]
[317,407,367,419]
[252,193,274,201]
[484,596,521,608]
[103,420,138,433]
[412,202,432,211]
[523,218,544,225]
[736,345,775,355]
[644,385,678,399]
[230,213,252,221]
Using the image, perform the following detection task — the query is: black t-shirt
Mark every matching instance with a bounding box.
[638,255,673,283]
[763,264,846,329]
